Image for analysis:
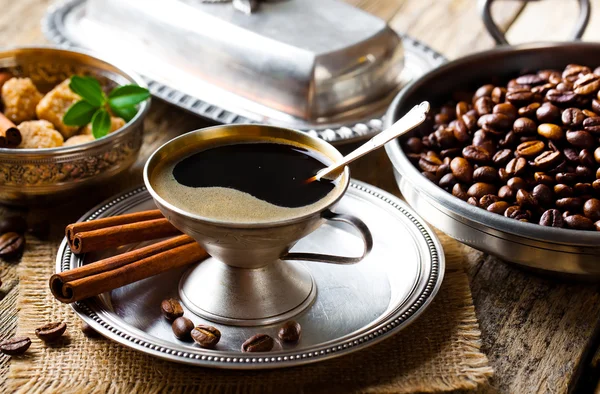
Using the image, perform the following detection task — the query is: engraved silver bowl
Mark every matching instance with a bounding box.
[0,46,149,205]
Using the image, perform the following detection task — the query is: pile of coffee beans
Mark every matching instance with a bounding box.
[404,64,600,231]
[160,297,301,352]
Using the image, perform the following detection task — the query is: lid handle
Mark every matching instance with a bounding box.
[478,0,591,45]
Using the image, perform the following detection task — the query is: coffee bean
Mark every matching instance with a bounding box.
[562,108,586,128]
[498,185,515,201]
[556,197,583,211]
[35,322,67,342]
[191,325,221,348]
[474,96,494,116]
[161,298,184,321]
[0,337,31,356]
[583,109,597,117]
[81,322,100,338]
[505,157,527,176]
[172,317,194,340]
[456,101,469,118]
[534,172,555,185]
[536,103,561,123]
[506,90,535,106]
[537,123,564,140]
[574,73,600,95]
[405,137,424,153]
[533,151,562,170]
[435,113,450,125]
[474,84,494,100]
[450,157,473,183]
[487,201,510,215]
[539,209,564,227]
[462,113,478,132]
[242,334,274,352]
[493,149,513,166]
[518,103,541,118]
[516,140,545,158]
[478,113,512,132]
[491,87,506,104]
[579,149,596,167]
[563,64,591,81]
[436,126,457,148]
[513,117,537,134]
[278,321,301,343]
[516,189,538,208]
[440,148,461,158]
[556,172,578,185]
[498,168,511,182]
[546,89,577,106]
[418,153,442,172]
[576,165,594,180]
[479,194,500,209]
[473,166,499,183]
[516,74,544,86]
[592,99,600,114]
[0,232,25,259]
[467,197,479,207]
[583,198,600,221]
[532,83,555,96]
[499,131,517,148]
[574,182,592,195]
[467,183,497,199]
[439,173,457,189]
[532,184,553,206]
[566,130,594,149]
[564,214,595,230]
[583,116,600,134]
[462,145,492,163]
[0,216,27,234]
[504,206,530,220]
[554,184,574,198]
[452,183,469,201]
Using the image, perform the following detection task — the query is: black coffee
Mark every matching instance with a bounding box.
[171,142,336,208]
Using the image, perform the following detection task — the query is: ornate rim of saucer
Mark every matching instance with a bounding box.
[43,0,446,144]
[55,181,445,369]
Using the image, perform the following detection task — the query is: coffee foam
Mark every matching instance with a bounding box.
[151,162,339,223]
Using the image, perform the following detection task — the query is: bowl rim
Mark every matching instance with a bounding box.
[0,45,150,154]
[143,124,351,229]
[385,41,600,246]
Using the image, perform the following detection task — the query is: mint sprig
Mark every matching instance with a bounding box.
[63,76,150,139]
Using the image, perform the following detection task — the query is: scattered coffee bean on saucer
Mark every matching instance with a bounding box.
[0,336,31,355]
[278,321,301,343]
[191,325,221,348]
[242,334,274,352]
[161,298,184,321]
[172,317,194,340]
[35,322,67,343]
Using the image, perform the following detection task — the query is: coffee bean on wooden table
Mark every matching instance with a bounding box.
[242,334,274,353]
[172,317,194,340]
[0,337,31,355]
[0,232,25,259]
[191,325,221,348]
[278,321,302,343]
[161,298,184,321]
[35,322,67,342]
[0,216,27,234]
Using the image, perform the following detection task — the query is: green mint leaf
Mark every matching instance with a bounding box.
[108,85,150,108]
[63,100,98,126]
[69,76,105,107]
[110,105,138,122]
[91,109,111,139]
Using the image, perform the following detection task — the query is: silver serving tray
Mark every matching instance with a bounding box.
[55,181,444,369]
[43,0,445,144]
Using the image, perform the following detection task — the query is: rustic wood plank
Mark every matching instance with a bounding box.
[388,0,525,59]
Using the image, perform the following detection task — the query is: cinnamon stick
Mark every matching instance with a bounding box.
[50,240,207,303]
[0,112,21,148]
[66,209,164,242]
[69,218,181,254]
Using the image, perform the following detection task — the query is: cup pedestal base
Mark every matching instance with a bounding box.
[179,257,316,326]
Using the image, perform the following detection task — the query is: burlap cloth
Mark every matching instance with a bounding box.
[7,232,493,393]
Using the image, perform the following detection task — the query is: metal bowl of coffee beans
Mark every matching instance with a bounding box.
[0,46,149,205]
[385,43,600,277]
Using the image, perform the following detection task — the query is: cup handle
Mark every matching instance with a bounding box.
[283,209,373,265]
[479,0,590,45]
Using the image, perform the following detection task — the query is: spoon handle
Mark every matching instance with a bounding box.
[315,101,430,181]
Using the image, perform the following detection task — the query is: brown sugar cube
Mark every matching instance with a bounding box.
[17,120,64,149]
[81,116,126,136]
[1,78,43,124]
[36,79,81,139]
[64,134,95,147]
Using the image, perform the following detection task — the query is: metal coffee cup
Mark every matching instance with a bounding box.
[144,124,372,326]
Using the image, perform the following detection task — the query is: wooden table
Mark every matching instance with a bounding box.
[1,0,600,393]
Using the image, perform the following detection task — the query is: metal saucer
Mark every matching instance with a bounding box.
[56,181,445,369]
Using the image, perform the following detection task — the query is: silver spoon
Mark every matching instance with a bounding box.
[308,101,430,183]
